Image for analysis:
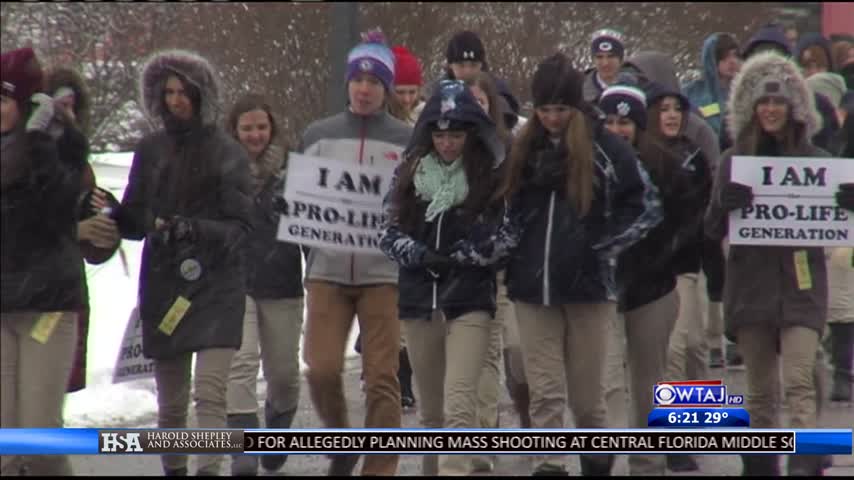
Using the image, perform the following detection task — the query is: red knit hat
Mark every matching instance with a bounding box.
[392,45,422,86]
[1,47,43,108]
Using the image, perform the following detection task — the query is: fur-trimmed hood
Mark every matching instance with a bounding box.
[139,49,221,126]
[726,51,820,142]
[45,67,91,133]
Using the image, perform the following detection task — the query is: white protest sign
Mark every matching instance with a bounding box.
[112,307,155,384]
[729,156,853,247]
[277,153,397,253]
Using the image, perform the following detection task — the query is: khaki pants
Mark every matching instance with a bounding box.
[621,289,679,475]
[303,281,401,476]
[227,296,304,415]
[155,348,236,474]
[666,274,708,383]
[500,280,526,387]
[1,312,77,476]
[515,302,611,472]
[403,310,492,476]
[738,325,820,429]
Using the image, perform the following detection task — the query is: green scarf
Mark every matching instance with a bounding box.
[413,153,469,222]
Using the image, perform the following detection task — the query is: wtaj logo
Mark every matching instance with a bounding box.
[653,380,744,407]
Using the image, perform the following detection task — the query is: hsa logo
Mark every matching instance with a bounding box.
[100,432,143,453]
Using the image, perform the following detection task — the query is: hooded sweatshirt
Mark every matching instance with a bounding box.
[684,34,733,138]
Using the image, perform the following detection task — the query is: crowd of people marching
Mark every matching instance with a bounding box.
[2,19,853,477]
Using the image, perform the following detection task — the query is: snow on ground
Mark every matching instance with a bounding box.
[64,153,359,428]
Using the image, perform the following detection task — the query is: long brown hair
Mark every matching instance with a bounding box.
[226,93,279,149]
[735,110,808,156]
[390,131,499,234]
[497,106,596,217]
[465,72,510,145]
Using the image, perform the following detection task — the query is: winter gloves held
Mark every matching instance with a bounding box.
[836,183,854,212]
[25,93,56,133]
[721,182,754,212]
[422,249,455,278]
[153,215,197,246]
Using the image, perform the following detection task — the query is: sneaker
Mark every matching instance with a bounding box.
[667,454,699,472]
[709,347,724,369]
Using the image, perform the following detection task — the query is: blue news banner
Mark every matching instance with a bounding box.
[0,428,851,456]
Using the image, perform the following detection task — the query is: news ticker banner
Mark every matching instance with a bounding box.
[0,429,850,456]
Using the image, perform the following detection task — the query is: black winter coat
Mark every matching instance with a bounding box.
[1,128,88,313]
[119,126,252,359]
[245,170,304,299]
[617,136,712,312]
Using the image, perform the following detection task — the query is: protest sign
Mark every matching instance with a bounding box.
[276,153,397,253]
[112,307,155,384]
[729,156,853,247]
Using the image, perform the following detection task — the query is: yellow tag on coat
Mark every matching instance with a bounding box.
[699,103,721,117]
[31,312,63,344]
[794,250,813,290]
[158,296,191,336]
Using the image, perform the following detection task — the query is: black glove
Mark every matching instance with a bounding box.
[169,216,196,243]
[836,183,854,212]
[422,249,455,278]
[272,196,289,215]
[721,182,753,211]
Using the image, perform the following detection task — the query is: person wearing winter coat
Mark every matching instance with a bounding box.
[1,47,89,476]
[298,31,410,477]
[683,33,742,140]
[704,51,850,476]
[452,53,662,476]
[642,84,713,473]
[427,30,521,133]
[45,66,122,395]
[116,49,252,476]
[796,33,836,78]
[222,94,303,476]
[380,79,505,476]
[390,45,425,127]
[598,83,711,475]
[583,28,628,103]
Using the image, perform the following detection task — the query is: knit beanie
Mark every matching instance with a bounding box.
[806,72,846,107]
[346,30,395,91]
[446,31,486,64]
[531,53,584,108]
[599,85,648,130]
[591,28,626,59]
[1,47,43,109]
[742,23,792,59]
[392,45,422,86]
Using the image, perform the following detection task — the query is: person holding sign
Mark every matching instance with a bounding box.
[1,47,89,477]
[704,51,839,477]
[117,50,252,476]
[222,94,304,475]
[298,30,411,477]
[380,79,505,475]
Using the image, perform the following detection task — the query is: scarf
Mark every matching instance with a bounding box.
[249,144,285,196]
[413,153,468,222]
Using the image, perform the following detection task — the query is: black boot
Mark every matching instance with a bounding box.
[667,454,699,472]
[399,347,416,411]
[830,324,853,402]
[328,454,360,476]
[227,413,259,476]
[787,455,824,476]
[579,454,614,476]
[740,454,780,476]
[261,402,297,472]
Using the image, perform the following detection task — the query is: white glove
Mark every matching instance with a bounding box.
[25,93,56,132]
